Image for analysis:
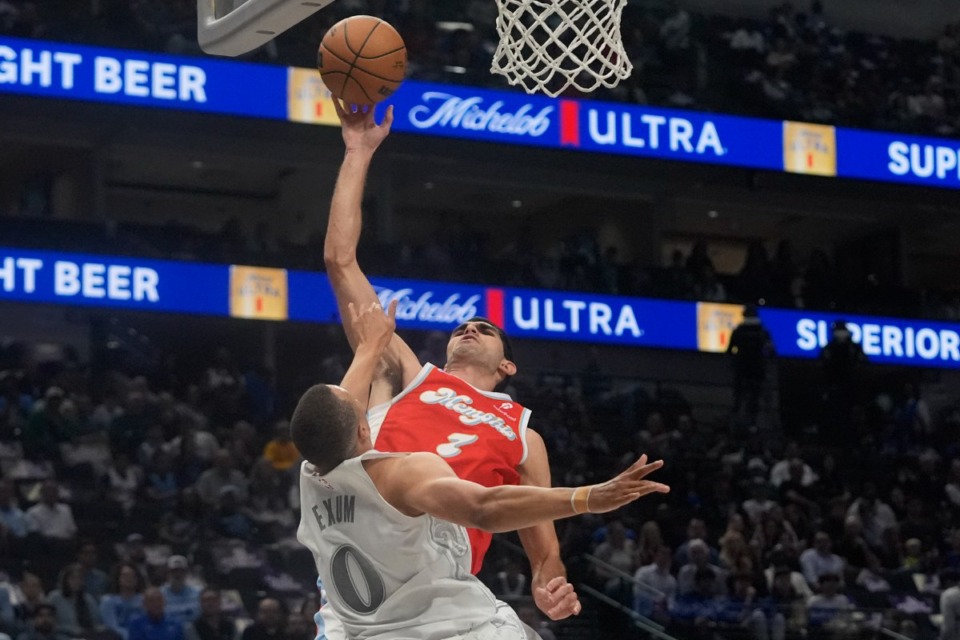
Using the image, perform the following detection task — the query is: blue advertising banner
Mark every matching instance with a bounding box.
[0,36,287,118]
[4,247,960,370]
[3,36,960,190]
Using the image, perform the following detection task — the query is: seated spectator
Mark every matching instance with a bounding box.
[766,567,807,638]
[763,547,813,601]
[799,532,845,589]
[195,451,248,507]
[25,480,77,545]
[769,443,818,488]
[144,453,179,507]
[99,563,145,640]
[634,521,664,568]
[158,491,202,556]
[716,573,771,640]
[806,574,853,635]
[675,519,719,568]
[128,589,182,640]
[846,483,897,549]
[742,483,777,527]
[633,545,676,618]
[210,488,255,542]
[47,564,103,638]
[240,599,283,640]
[183,589,234,640]
[159,557,200,626]
[281,613,310,640]
[15,604,67,640]
[670,568,721,638]
[678,540,727,596]
[103,454,142,516]
[592,520,636,596]
[833,516,873,577]
[261,422,299,472]
[0,480,27,552]
[11,575,46,630]
[77,542,108,599]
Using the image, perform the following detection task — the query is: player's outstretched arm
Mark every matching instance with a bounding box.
[338,301,397,408]
[380,452,669,533]
[325,100,420,387]
[516,430,578,620]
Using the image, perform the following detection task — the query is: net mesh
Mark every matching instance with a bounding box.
[490,0,631,98]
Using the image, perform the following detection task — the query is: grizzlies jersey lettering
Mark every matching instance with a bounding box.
[297,454,500,640]
[368,364,531,574]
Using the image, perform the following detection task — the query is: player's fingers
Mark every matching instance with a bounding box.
[548,592,580,619]
[631,459,664,479]
[332,98,347,120]
[386,299,398,322]
[623,454,648,475]
[383,104,395,129]
[545,576,568,592]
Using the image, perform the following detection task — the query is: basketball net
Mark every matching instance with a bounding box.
[490,0,632,98]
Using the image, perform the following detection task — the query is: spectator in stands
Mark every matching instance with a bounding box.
[806,574,853,636]
[120,536,150,581]
[12,575,46,629]
[77,542,108,599]
[800,532,845,589]
[0,480,27,551]
[834,516,873,578]
[769,443,818,489]
[635,521,664,567]
[716,573,772,640]
[261,422,299,473]
[727,305,774,423]
[675,518,718,567]
[633,545,676,618]
[670,567,722,638]
[239,599,283,640]
[678,539,727,596]
[144,453,178,507]
[103,453,142,516]
[47,563,103,638]
[183,589,233,640]
[847,483,897,549]
[99,563,145,640]
[159,557,199,625]
[22,387,68,462]
[25,480,77,545]
[743,483,778,527]
[592,519,637,598]
[158,490,202,556]
[128,589,182,640]
[281,612,309,640]
[766,566,806,638]
[210,487,255,542]
[196,451,248,508]
[15,604,66,640]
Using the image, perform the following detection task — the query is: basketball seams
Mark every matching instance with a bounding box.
[319,43,356,68]
[349,64,405,84]
[356,44,406,60]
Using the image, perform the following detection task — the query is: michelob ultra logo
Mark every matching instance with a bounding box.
[697,302,745,353]
[783,122,837,177]
[286,67,339,126]
[230,265,288,321]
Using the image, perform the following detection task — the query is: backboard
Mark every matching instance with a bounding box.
[198,0,337,57]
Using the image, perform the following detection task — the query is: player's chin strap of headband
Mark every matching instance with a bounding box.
[570,486,593,514]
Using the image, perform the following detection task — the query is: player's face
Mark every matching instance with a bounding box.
[329,385,372,446]
[447,321,504,367]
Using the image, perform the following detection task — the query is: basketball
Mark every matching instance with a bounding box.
[317,15,407,105]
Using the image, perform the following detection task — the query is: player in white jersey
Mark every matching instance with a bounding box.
[293,301,670,640]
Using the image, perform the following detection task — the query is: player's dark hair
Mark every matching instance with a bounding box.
[290,385,357,475]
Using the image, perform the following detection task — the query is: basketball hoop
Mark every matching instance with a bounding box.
[490,0,632,97]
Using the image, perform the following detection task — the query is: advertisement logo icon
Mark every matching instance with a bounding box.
[230,266,289,321]
[287,67,340,126]
[783,122,837,176]
[697,302,745,353]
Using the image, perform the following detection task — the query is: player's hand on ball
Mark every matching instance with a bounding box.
[534,577,582,620]
[334,99,394,154]
[585,455,669,513]
[349,300,397,355]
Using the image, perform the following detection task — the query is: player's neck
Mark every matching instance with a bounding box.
[443,363,498,392]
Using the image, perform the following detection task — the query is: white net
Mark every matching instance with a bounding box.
[490,0,632,98]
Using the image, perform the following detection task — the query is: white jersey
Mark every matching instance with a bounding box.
[298,452,516,640]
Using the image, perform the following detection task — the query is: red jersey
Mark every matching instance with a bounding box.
[369,363,531,574]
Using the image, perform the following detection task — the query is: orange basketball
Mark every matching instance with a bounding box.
[317,15,407,105]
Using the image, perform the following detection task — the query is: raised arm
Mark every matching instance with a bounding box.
[324,100,420,387]
[338,301,397,409]
[379,452,668,533]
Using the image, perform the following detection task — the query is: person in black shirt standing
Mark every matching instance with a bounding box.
[727,305,774,424]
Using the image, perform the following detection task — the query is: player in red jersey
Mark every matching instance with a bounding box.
[322,100,579,622]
